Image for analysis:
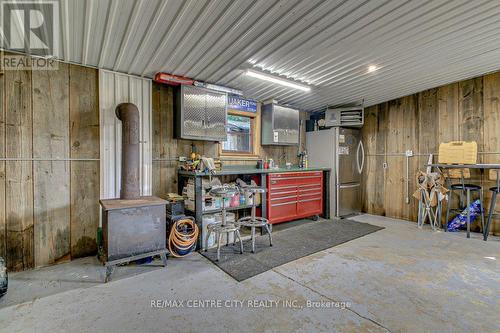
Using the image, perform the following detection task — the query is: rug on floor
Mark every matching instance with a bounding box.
[201,218,384,281]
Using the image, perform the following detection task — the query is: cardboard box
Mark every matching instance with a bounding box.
[438,141,477,164]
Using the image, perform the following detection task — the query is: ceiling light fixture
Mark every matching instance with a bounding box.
[245,69,311,92]
[367,65,378,73]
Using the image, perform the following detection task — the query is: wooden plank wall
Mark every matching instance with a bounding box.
[0,60,99,271]
[152,83,303,196]
[361,72,500,235]
[69,66,100,258]
[5,68,34,271]
[32,64,71,266]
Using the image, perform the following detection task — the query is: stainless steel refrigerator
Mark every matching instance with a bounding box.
[306,127,365,218]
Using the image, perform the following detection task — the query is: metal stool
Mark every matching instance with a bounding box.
[445,183,485,238]
[236,186,272,253]
[204,186,243,261]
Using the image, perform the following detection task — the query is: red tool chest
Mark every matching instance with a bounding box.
[266,171,323,224]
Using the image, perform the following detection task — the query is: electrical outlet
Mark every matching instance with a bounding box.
[178,156,187,162]
[405,150,414,157]
[383,162,388,169]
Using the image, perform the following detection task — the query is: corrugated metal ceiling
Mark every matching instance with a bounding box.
[8,0,500,111]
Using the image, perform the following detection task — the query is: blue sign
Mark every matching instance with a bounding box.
[227,94,257,113]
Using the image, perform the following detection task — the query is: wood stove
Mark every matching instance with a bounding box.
[99,103,168,282]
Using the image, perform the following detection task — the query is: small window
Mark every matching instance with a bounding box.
[222,114,253,154]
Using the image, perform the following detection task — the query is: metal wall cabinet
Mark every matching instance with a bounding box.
[261,102,300,145]
[176,85,227,141]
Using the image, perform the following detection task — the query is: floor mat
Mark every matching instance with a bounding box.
[201,218,384,281]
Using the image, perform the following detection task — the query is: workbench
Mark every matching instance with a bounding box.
[177,167,331,248]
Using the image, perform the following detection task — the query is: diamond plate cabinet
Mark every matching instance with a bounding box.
[261,101,300,146]
[175,85,227,141]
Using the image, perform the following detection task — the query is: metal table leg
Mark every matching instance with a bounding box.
[105,265,115,283]
[444,169,452,232]
[484,191,497,241]
[417,190,423,228]
[251,226,256,253]
[160,252,168,266]
[479,189,485,232]
[466,189,471,239]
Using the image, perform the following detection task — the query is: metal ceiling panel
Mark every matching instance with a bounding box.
[172,0,274,76]
[5,0,500,110]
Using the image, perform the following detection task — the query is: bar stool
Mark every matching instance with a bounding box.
[445,168,485,238]
[205,186,243,261]
[236,186,272,253]
[484,170,499,241]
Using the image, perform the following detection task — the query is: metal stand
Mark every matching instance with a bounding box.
[417,189,441,230]
[103,249,169,283]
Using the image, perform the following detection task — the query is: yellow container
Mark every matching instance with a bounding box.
[438,141,477,164]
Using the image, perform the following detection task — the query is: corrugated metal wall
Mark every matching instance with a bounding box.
[99,70,152,199]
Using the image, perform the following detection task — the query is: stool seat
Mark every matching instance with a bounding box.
[489,186,500,193]
[207,222,240,233]
[450,184,482,190]
[237,216,268,227]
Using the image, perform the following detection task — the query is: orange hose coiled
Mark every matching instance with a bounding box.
[168,218,199,257]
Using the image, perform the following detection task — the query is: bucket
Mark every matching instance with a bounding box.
[202,215,217,250]
[214,212,235,223]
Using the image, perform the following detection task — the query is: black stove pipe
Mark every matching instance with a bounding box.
[115,103,140,200]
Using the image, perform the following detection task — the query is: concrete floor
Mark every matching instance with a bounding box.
[0,214,498,333]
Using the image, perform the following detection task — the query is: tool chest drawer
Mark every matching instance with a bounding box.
[267,172,323,224]
[269,172,322,186]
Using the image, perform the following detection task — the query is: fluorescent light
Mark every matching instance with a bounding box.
[194,81,243,95]
[367,65,378,73]
[245,69,311,92]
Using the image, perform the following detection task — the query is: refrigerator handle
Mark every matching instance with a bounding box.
[357,140,365,174]
[356,141,361,173]
[360,140,365,173]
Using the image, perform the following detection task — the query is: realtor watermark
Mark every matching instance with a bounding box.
[1,0,60,70]
[150,299,351,310]
[1,54,57,70]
